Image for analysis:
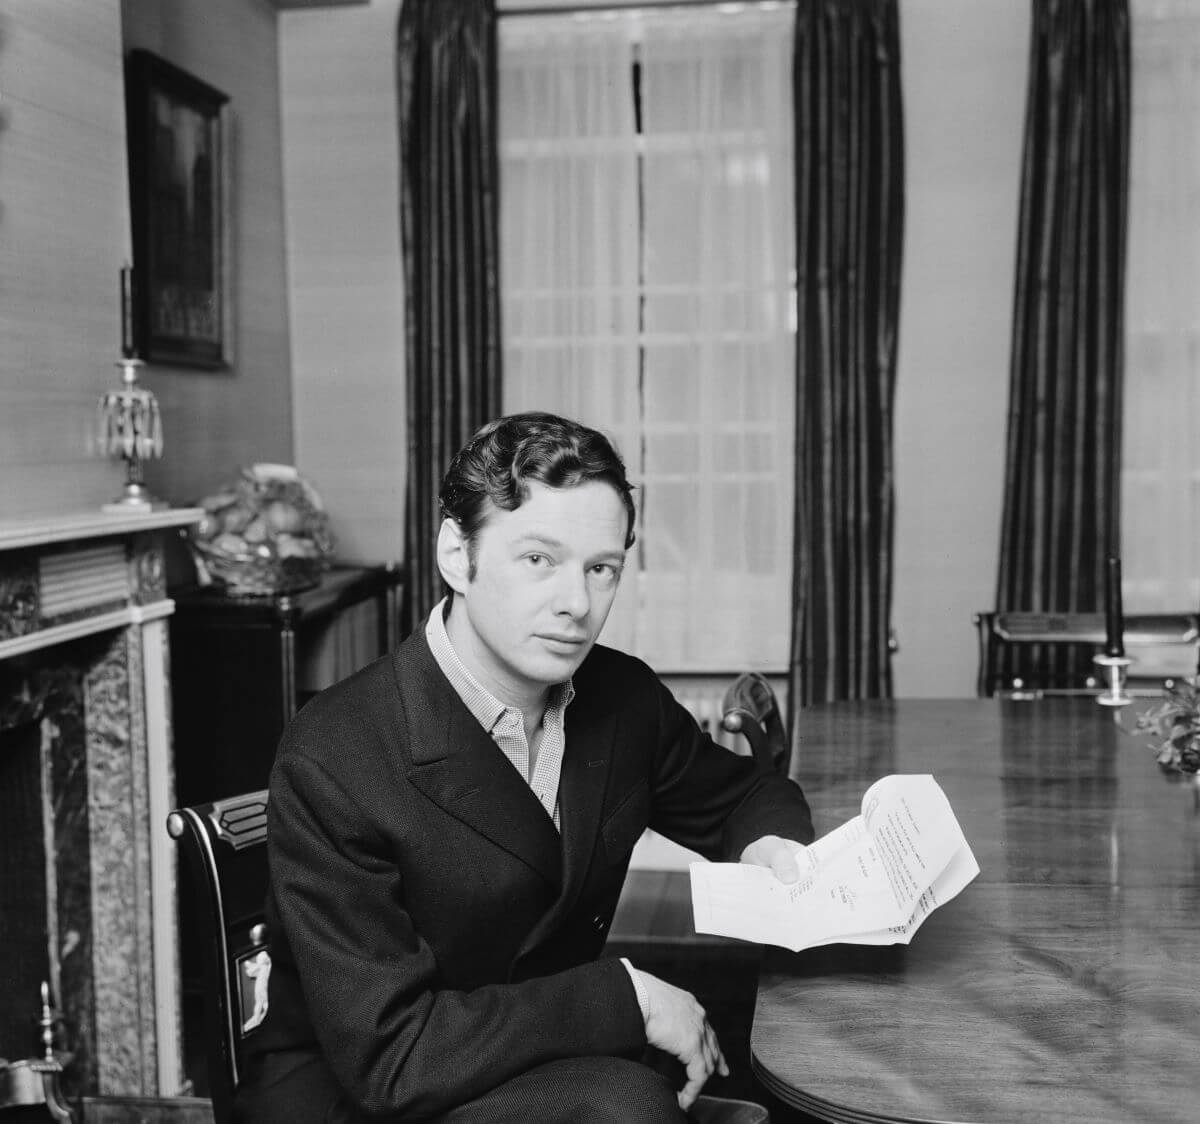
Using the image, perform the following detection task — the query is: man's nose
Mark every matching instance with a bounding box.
[553,567,590,618]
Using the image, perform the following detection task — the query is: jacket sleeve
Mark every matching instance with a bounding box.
[643,673,815,859]
[267,747,646,1121]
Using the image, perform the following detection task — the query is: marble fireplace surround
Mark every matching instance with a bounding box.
[0,508,201,1100]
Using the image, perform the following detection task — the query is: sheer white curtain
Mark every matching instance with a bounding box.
[498,17,642,651]
[499,4,795,671]
[1122,0,1200,611]
[636,9,795,670]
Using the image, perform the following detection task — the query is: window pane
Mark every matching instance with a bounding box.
[1123,2,1200,610]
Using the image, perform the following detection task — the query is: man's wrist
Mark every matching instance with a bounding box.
[620,957,650,1021]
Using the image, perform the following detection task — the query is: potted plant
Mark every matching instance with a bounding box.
[1133,678,1200,806]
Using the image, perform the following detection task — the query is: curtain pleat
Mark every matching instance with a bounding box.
[398,0,503,632]
[995,0,1130,688]
[789,0,905,710]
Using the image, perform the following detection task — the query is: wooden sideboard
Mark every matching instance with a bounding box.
[168,563,403,808]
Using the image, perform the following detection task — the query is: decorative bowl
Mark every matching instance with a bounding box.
[188,464,335,597]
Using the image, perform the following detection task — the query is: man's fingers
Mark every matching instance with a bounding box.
[639,971,726,1103]
[703,1022,725,1073]
[676,1017,721,1110]
[711,1030,729,1077]
[741,834,809,884]
[677,1054,709,1111]
[771,846,800,883]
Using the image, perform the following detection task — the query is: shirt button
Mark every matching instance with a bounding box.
[592,915,607,932]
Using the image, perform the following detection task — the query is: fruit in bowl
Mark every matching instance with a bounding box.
[189,464,335,596]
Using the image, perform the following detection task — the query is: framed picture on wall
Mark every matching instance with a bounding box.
[125,48,231,369]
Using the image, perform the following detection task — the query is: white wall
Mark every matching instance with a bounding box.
[892,0,1030,697]
[0,0,130,517]
[278,0,407,566]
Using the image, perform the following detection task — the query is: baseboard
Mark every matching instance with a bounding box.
[78,1095,215,1123]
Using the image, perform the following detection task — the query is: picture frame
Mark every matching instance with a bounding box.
[125,49,231,369]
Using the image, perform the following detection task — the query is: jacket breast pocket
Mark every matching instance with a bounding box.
[601,783,650,867]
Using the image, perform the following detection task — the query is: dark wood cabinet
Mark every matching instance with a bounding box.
[169,563,403,807]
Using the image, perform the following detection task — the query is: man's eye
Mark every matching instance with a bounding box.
[526,553,546,566]
[591,563,621,583]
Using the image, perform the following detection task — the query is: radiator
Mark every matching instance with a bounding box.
[670,678,745,754]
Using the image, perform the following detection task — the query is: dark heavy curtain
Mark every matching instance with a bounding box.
[995,0,1130,687]
[398,0,503,632]
[789,0,905,710]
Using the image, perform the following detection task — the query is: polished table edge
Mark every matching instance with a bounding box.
[751,1053,917,1124]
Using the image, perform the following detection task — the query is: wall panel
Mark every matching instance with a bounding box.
[0,0,129,517]
[279,0,406,567]
[892,0,1030,696]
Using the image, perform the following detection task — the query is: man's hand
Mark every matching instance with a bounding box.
[638,970,728,1110]
[740,834,808,883]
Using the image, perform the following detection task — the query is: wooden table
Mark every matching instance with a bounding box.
[752,698,1200,1124]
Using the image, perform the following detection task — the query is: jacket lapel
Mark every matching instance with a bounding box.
[517,691,619,957]
[558,703,618,895]
[399,637,563,889]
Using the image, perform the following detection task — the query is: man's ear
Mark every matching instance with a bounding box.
[436,518,470,594]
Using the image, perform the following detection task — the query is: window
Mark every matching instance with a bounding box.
[499,4,796,671]
[1122,0,1200,611]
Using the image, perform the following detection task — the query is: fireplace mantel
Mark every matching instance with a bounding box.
[0,507,201,1098]
[0,508,203,552]
[0,509,202,661]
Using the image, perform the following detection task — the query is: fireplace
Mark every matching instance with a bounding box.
[0,508,200,1099]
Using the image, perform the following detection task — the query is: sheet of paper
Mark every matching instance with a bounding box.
[689,774,979,952]
[857,773,967,918]
[833,843,982,946]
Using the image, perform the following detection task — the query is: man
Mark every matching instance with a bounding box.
[235,412,814,1123]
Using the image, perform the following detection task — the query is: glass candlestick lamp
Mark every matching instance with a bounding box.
[98,264,164,512]
[97,355,164,511]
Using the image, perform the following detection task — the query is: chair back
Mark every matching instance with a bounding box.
[167,790,270,1124]
[719,672,789,774]
[974,610,1200,697]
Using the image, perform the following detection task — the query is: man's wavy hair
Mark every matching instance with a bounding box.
[439,412,637,576]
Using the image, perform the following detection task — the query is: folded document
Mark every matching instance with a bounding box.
[689,774,979,952]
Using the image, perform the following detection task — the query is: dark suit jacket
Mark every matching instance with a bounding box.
[241,629,813,1120]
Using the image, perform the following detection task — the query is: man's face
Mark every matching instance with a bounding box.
[440,480,629,708]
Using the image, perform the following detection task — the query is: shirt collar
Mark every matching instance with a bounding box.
[425,598,574,732]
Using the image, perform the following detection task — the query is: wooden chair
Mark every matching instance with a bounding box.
[973,610,1200,698]
[719,672,790,775]
[167,789,270,1124]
